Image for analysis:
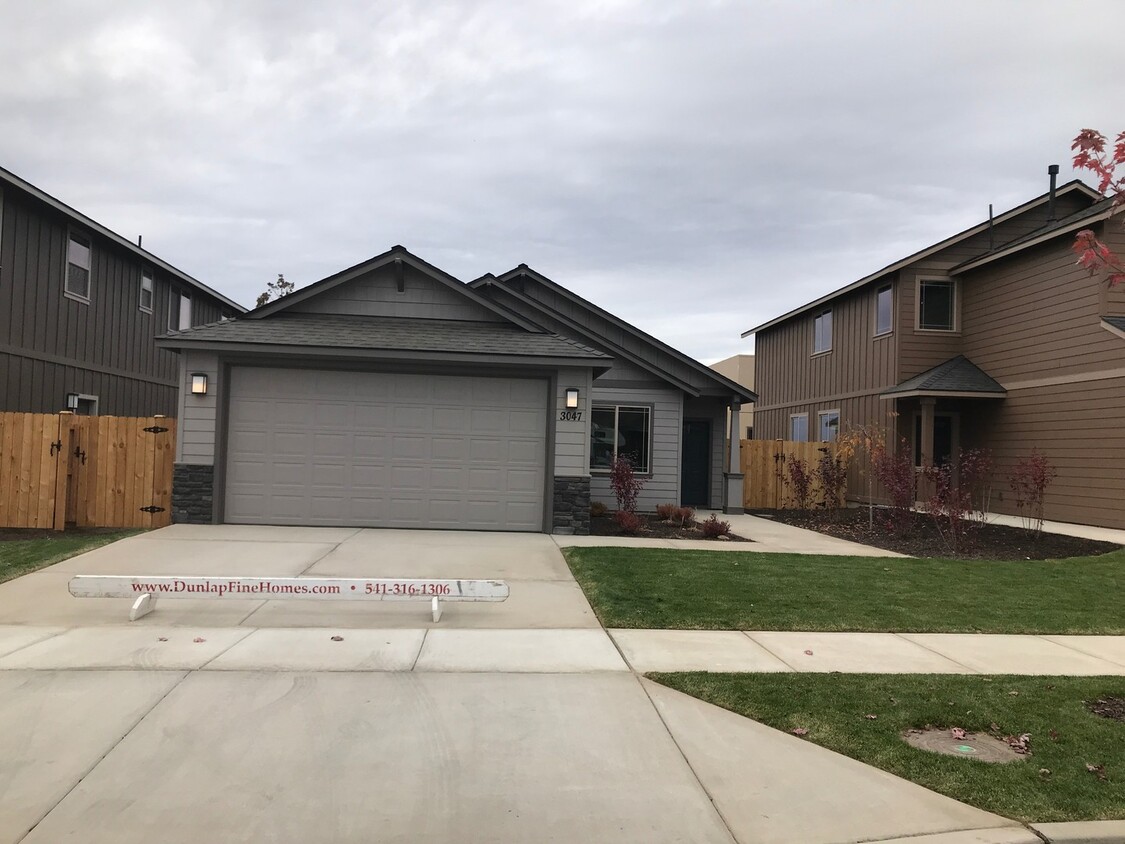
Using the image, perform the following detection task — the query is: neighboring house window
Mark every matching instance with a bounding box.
[169,290,192,330]
[789,414,808,442]
[74,394,98,416]
[875,284,893,335]
[140,270,154,313]
[818,410,840,442]
[590,405,651,473]
[65,231,92,301]
[918,279,956,331]
[813,309,832,353]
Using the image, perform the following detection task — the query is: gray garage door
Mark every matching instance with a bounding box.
[224,367,548,531]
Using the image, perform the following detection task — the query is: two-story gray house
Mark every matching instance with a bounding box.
[0,165,244,417]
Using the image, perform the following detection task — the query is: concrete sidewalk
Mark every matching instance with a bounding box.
[610,629,1125,674]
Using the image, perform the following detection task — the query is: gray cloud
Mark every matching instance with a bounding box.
[3,0,1123,362]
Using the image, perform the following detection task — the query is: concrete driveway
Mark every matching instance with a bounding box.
[0,526,1036,843]
[0,525,598,629]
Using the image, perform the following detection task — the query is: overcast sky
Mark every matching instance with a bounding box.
[3,1,1122,362]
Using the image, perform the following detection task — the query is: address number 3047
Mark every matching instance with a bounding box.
[558,410,583,421]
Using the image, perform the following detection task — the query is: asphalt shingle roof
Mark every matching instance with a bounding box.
[882,355,1005,396]
[1105,315,1125,334]
[160,313,611,360]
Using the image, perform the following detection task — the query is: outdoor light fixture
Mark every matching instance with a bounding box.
[191,373,208,395]
[66,392,80,412]
[565,388,580,409]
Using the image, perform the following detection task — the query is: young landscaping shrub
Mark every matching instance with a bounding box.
[871,436,916,531]
[675,506,696,528]
[780,456,815,510]
[589,500,608,518]
[922,447,993,555]
[1008,449,1057,536]
[613,509,646,535]
[609,456,646,514]
[700,514,732,538]
[655,503,677,521]
[814,446,849,514]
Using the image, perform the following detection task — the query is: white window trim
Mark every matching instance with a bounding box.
[915,276,959,333]
[590,403,653,475]
[789,413,809,442]
[64,229,93,304]
[169,289,193,331]
[74,393,99,416]
[812,309,833,355]
[140,269,154,314]
[874,283,894,337]
[817,409,841,442]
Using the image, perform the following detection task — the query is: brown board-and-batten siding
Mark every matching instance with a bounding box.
[0,184,225,416]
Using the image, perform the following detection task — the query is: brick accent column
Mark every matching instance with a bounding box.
[172,463,215,524]
[552,476,590,535]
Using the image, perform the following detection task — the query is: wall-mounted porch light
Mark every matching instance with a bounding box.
[191,373,209,395]
[66,392,80,412]
[565,388,580,409]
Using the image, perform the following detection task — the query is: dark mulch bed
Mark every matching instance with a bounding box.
[0,527,128,542]
[590,514,751,542]
[1086,695,1125,723]
[751,508,1121,560]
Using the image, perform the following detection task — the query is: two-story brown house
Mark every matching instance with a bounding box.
[0,165,244,417]
[744,174,1125,529]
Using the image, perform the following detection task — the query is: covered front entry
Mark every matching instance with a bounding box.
[223,366,548,531]
[680,419,711,505]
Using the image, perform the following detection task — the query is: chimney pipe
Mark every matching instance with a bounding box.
[1047,164,1060,222]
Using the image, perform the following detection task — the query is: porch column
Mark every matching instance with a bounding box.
[919,398,936,469]
[723,398,744,515]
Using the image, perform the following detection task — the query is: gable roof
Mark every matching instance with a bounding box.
[952,195,1120,274]
[742,180,1103,337]
[880,355,1006,399]
[0,164,245,314]
[157,312,611,366]
[248,244,542,331]
[474,266,757,402]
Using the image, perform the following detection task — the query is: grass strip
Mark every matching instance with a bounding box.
[564,546,1125,633]
[0,531,144,584]
[650,672,1125,823]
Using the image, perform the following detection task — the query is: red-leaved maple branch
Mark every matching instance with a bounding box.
[1071,129,1125,287]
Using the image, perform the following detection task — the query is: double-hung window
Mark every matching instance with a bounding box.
[813,309,832,354]
[918,279,956,331]
[140,270,154,313]
[789,413,809,442]
[65,232,92,301]
[590,405,651,473]
[875,284,893,335]
[818,410,840,442]
[169,290,192,331]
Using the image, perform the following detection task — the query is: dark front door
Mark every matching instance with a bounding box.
[681,419,711,506]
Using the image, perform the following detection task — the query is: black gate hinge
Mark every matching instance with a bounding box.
[143,425,169,434]
[139,505,166,513]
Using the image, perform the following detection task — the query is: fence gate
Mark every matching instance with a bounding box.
[0,412,175,530]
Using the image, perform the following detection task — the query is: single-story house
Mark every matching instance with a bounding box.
[159,247,755,534]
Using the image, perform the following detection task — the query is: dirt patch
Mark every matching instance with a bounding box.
[903,727,1028,763]
[752,508,1120,560]
[590,514,751,542]
[1086,695,1125,722]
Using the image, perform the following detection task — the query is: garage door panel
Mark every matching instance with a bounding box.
[225,368,547,531]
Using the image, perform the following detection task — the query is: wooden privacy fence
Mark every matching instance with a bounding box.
[740,439,845,510]
[0,412,175,530]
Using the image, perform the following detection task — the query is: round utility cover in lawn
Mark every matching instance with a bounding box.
[902,728,1026,763]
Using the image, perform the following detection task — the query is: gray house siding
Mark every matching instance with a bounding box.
[0,180,237,416]
[290,262,505,322]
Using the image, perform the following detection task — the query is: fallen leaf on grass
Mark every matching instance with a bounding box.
[1086,763,1107,781]
[864,714,878,720]
[1038,768,1051,779]
[1008,690,1020,696]
[1005,733,1032,755]
[1049,729,1060,742]
[1044,683,1055,691]
[950,727,966,740]
[790,728,809,736]
[192,637,206,643]
[330,635,344,642]
[989,722,1001,733]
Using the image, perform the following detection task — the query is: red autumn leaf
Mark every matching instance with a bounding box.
[804,650,814,656]
[951,727,966,740]
[193,637,206,643]
[1049,729,1060,741]
[790,727,809,736]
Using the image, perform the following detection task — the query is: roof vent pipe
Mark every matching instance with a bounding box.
[1047,164,1059,222]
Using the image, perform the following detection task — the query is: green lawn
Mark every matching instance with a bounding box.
[563,547,1125,633]
[651,672,1125,823]
[0,531,143,584]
